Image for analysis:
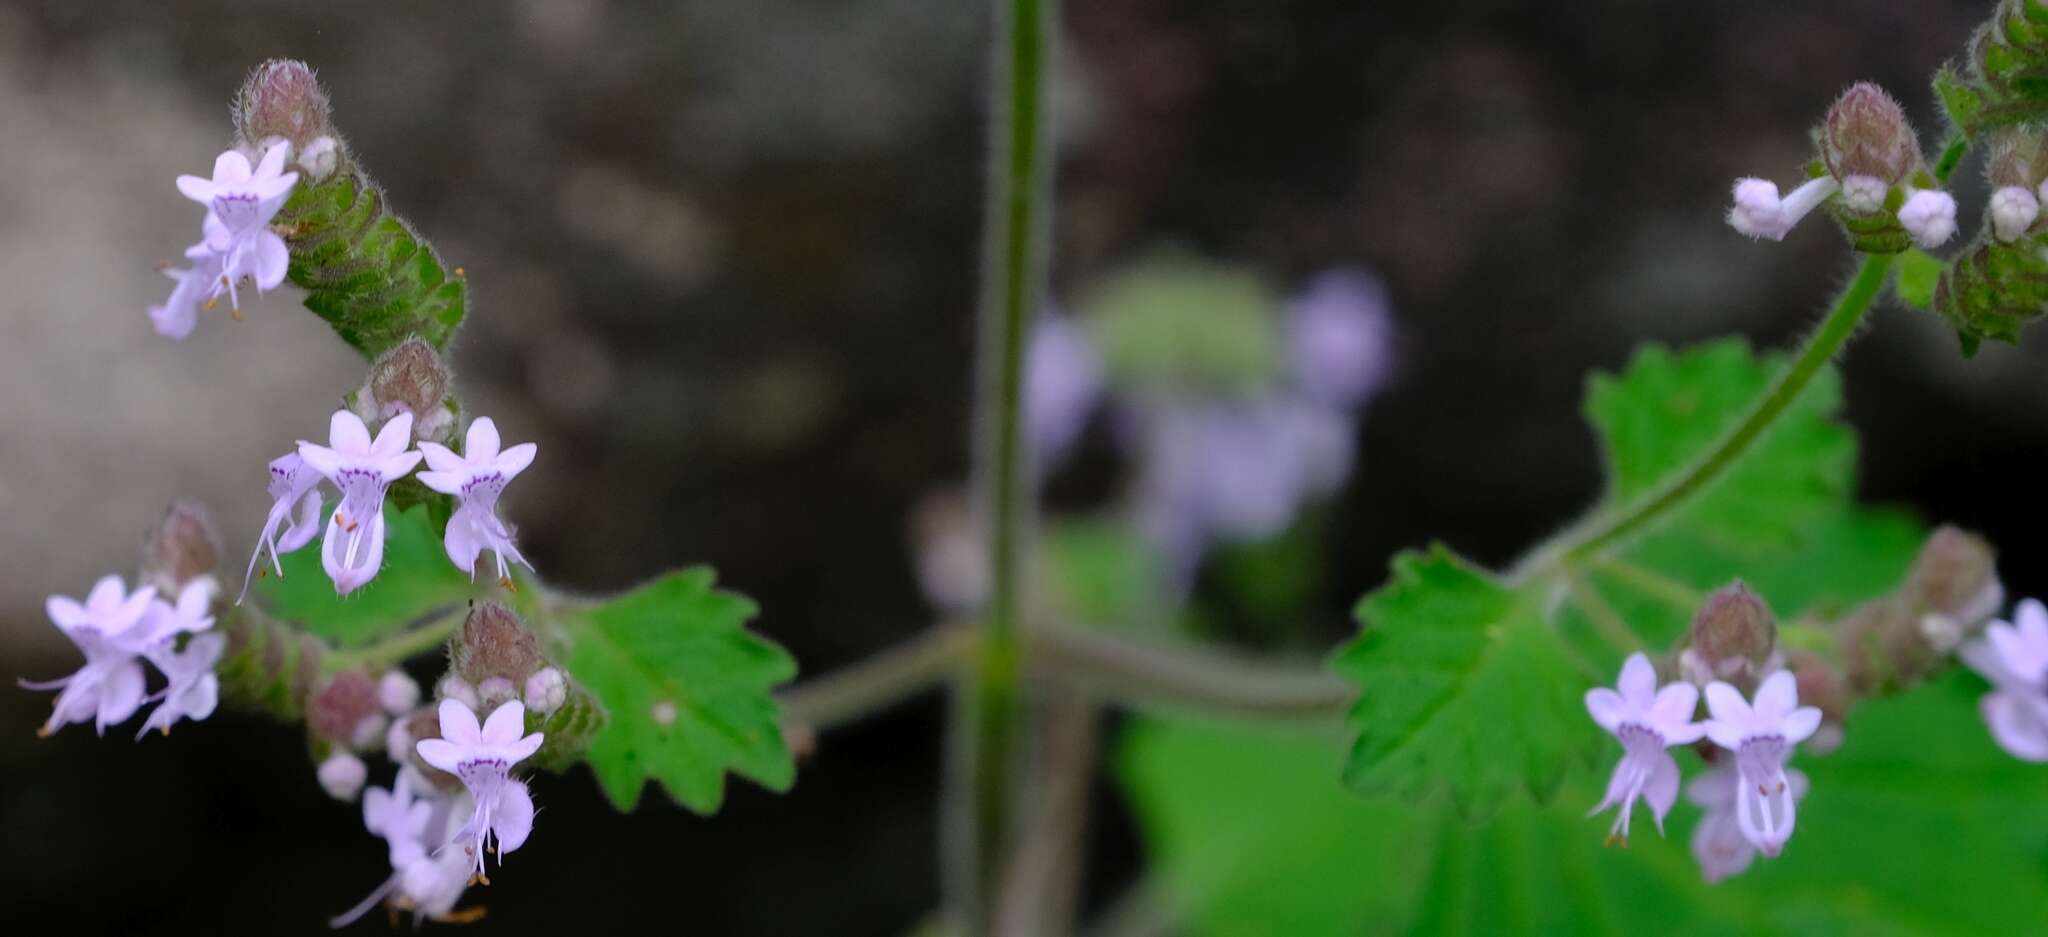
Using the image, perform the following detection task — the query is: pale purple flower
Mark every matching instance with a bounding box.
[175,142,298,312]
[1026,314,1103,473]
[22,576,158,736]
[334,766,479,928]
[1584,653,1706,845]
[147,245,218,340]
[1703,671,1822,857]
[1727,176,1838,241]
[319,751,368,802]
[1960,598,2048,761]
[415,699,543,877]
[364,775,435,868]
[132,579,222,738]
[1688,762,1809,884]
[416,417,537,585]
[297,411,424,595]
[1285,269,1393,410]
[1897,188,1959,250]
[238,452,327,603]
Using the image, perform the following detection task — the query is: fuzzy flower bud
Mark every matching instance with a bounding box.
[358,338,454,443]
[317,751,367,801]
[452,603,545,686]
[1680,582,1779,694]
[139,499,222,595]
[234,59,332,151]
[1905,525,2003,631]
[524,667,568,715]
[297,135,340,182]
[1838,175,1887,214]
[435,674,480,711]
[477,676,517,709]
[1727,176,1838,241]
[1897,188,1959,249]
[385,714,415,764]
[379,669,421,715]
[1821,82,1921,186]
[309,670,383,748]
[1991,186,2041,242]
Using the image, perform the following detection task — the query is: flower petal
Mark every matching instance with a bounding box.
[95,661,146,734]
[1585,687,1627,733]
[414,738,464,774]
[371,411,416,459]
[444,509,484,577]
[1982,690,2048,761]
[492,781,535,856]
[480,700,528,746]
[1617,653,1657,706]
[329,410,373,455]
[437,698,482,746]
[85,575,127,614]
[495,442,537,479]
[251,232,289,291]
[212,149,253,185]
[1703,681,1750,726]
[297,442,344,479]
[1753,671,1799,722]
[46,595,89,631]
[417,442,464,477]
[1648,682,1701,741]
[1779,706,1822,746]
[1644,750,1681,835]
[465,418,501,462]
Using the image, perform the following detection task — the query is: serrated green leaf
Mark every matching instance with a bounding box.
[557,568,797,812]
[259,504,476,646]
[1331,546,1595,816]
[1895,248,1943,310]
[1123,675,2048,936]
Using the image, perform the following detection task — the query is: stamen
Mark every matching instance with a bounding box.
[436,906,488,925]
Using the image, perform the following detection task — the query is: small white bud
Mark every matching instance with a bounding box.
[477,675,517,708]
[1839,174,1886,214]
[378,670,421,715]
[350,713,389,751]
[256,134,294,168]
[651,699,678,727]
[1898,189,1959,250]
[435,675,480,710]
[317,751,367,802]
[385,716,415,765]
[1992,186,2041,243]
[298,135,339,181]
[1727,176,1838,242]
[524,667,568,715]
[1919,613,1963,653]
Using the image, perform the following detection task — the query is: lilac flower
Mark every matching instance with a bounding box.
[416,417,538,585]
[1285,268,1393,410]
[175,142,299,313]
[334,767,481,928]
[23,576,158,736]
[1025,314,1103,473]
[1727,176,1839,241]
[364,775,435,868]
[1897,188,1959,250]
[415,699,543,878]
[1960,598,2048,761]
[1583,653,1705,845]
[238,451,327,603]
[297,411,424,595]
[1688,762,1809,884]
[1702,671,1822,857]
[147,245,218,340]
[132,579,223,738]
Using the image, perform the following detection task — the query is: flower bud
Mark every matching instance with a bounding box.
[477,676,518,709]
[139,498,221,595]
[317,751,367,801]
[402,706,463,790]
[350,713,389,750]
[1985,129,2048,191]
[1821,82,1920,186]
[1789,650,1849,753]
[378,670,421,715]
[434,674,480,711]
[1904,525,2003,632]
[1990,186,2041,243]
[297,135,340,182]
[234,59,333,151]
[1680,581,1778,692]
[308,670,381,748]
[452,603,545,686]
[385,715,415,764]
[524,667,568,715]
[359,338,454,443]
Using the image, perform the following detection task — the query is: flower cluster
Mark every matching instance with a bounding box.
[1585,653,1822,879]
[245,412,537,597]
[24,576,220,739]
[1962,598,2048,760]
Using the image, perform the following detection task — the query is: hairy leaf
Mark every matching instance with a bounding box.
[557,568,797,812]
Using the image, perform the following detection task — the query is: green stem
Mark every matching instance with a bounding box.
[1508,252,1895,583]
[778,625,980,732]
[957,0,1055,928]
[1562,571,1645,653]
[1028,628,1354,722]
[322,604,465,672]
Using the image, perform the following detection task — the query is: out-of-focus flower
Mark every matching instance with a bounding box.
[1702,672,1822,857]
[319,751,369,802]
[1583,653,1705,845]
[1960,598,2048,761]
[23,576,158,736]
[1688,762,1809,884]
[1025,313,1103,474]
[1285,268,1393,410]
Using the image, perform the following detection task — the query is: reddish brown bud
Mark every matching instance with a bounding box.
[1681,581,1778,692]
[359,338,454,442]
[139,498,221,594]
[308,670,382,747]
[1904,525,2002,631]
[403,706,463,790]
[1821,82,1921,185]
[234,59,332,150]
[453,603,545,686]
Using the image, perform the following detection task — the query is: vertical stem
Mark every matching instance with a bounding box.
[954,0,1056,930]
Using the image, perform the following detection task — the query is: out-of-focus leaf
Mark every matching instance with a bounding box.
[1895,248,1942,311]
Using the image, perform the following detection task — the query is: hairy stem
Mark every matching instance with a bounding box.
[1029,629,1354,722]
[956,0,1056,928]
[322,603,466,672]
[1508,252,1895,583]
[779,625,980,732]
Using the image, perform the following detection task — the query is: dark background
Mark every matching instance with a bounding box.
[5,1,2046,934]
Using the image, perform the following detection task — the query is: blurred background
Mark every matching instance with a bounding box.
[7,0,2048,934]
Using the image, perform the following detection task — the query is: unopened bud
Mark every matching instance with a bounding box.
[524,667,568,715]
[434,674,480,711]
[403,706,462,789]
[308,671,381,747]
[235,59,332,151]
[1683,581,1778,691]
[298,135,340,182]
[453,603,545,686]
[477,676,517,709]
[350,713,389,750]
[385,715,415,764]
[361,338,454,442]
[317,751,367,801]
[1839,175,1886,214]
[140,499,221,594]
[1992,186,2042,242]
[378,670,421,715]
[1985,129,2048,191]
[1821,82,1920,186]
[1788,651,1849,753]
[1905,525,2003,632]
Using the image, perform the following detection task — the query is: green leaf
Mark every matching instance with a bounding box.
[1043,519,1170,636]
[1123,677,2048,936]
[259,503,476,647]
[1895,249,1943,311]
[556,568,798,812]
[1330,546,1595,816]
